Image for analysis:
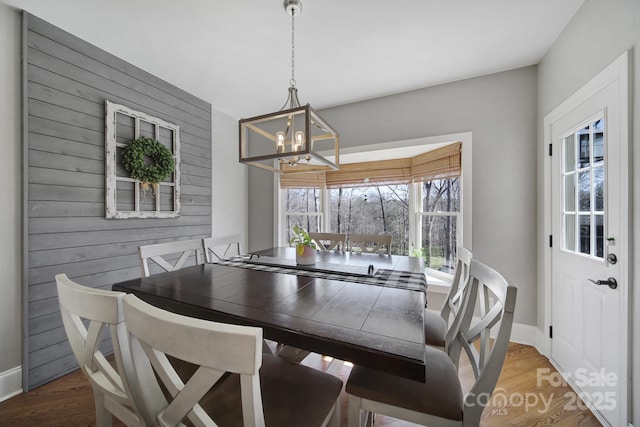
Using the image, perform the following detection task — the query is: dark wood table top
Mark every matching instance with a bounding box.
[112,248,427,381]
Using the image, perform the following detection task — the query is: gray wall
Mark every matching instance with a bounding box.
[211,109,248,247]
[248,66,539,327]
[0,2,22,377]
[537,0,640,422]
[23,13,212,390]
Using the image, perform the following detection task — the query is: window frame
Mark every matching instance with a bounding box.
[413,180,462,281]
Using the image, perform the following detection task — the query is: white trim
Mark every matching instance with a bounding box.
[542,50,629,427]
[0,366,23,403]
[426,282,452,295]
[470,317,539,348]
[508,323,541,347]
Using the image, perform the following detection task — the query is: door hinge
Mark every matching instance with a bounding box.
[549,326,553,339]
[549,235,553,247]
[548,143,552,156]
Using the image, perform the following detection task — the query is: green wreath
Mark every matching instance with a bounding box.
[121,137,175,185]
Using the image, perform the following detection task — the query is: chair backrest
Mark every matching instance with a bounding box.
[447,259,517,424]
[441,247,473,348]
[122,294,265,426]
[309,232,347,251]
[55,274,163,427]
[138,238,205,277]
[203,234,243,262]
[348,233,393,255]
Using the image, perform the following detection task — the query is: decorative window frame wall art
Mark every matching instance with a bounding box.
[105,100,181,218]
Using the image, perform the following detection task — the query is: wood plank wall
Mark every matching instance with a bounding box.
[23,13,212,390]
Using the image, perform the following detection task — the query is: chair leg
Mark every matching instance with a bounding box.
[93,392,113,427]
[327,401,341,427]
[348,395,364,427]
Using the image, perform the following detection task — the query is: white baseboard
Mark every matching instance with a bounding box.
[0,366,22,403]
[472,317,540,348]
[507,322,540,347]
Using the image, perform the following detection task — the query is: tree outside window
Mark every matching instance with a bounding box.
[419,178,460,275]
[329,185,410,255]
[283,188,321,244]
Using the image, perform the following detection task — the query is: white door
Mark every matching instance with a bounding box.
[545,55,629,426]
[548,54,629,426]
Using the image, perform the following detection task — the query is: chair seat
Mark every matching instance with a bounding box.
[202,354,343,426]
[423,309,447,347]
[346,346,463,422]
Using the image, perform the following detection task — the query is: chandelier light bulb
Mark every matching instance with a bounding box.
[276,131,286,153]
[294,131,304,150]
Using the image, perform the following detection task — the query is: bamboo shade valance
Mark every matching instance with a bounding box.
[279,141,462,188]
[279,171,326,188]
[411,141,462,182]
[325,158,412,188]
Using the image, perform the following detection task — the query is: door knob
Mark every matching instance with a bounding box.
[588,277,618,289]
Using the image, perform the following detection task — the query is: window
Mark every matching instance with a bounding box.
[329,185,410,254]
[562,117,605,258]
[417,178,460,276]
[282,187,323,245]
[277,136,471,283]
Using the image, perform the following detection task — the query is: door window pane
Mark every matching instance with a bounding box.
[578,171,590,211]
[593,119,604,163]
[595,214,604,258]
[594,166,604,211]
[564,134,575,173]
[565,214,576,252]
[578,126,590,168]
[579,215,591,255]
[564,174,575,211]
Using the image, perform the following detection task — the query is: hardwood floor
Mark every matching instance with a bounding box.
[0,343,601,426]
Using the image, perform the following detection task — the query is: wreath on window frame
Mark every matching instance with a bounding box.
[121,137,175,193]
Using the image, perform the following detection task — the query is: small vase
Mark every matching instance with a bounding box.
[296,244,316,265]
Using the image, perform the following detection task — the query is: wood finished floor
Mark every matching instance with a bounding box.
[0,343,601,426]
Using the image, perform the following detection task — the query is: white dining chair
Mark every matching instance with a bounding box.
[55,274,164,427]
[424,247,473,349]
[138,238,205,277]
[309,232,347,251]
[346,258,517,427]
[348,233,392,255]
[122,293,343,427]
[203,234,244,262]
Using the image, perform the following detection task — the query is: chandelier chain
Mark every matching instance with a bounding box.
[290,10,296,87]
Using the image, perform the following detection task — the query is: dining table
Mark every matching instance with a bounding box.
[112,247,428,382]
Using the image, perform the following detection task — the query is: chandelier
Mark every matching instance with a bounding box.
[239,0,339,174]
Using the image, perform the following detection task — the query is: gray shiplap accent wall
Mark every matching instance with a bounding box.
[23,13,212,390]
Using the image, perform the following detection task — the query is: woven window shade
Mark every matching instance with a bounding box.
[326,158,412,188]
[411,141,462,182]
[279,171,326,188]
[279,142,462,188]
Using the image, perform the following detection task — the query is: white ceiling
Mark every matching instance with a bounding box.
[3,0,584,119]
